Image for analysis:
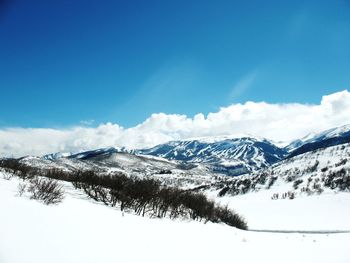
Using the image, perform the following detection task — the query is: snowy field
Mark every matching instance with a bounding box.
[217,181,350,231]
[1,175,350,263]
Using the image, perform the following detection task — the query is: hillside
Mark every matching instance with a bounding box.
[1,127,350,263]
[1,171,350,263]
[35,124,350,179]
[15,150,228,190]
[287,124,350,156]
[137,136,287,175]
[214,142,350,198]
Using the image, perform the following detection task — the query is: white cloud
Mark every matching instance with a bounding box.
[1,90,350,157]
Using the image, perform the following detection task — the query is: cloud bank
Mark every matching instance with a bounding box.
[1,90,350,157]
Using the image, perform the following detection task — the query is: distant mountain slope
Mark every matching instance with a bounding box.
[137,136,287,176]
[20,149,227,189]
[215,142,350,198]
[42,147,128,160]
[42,152,72,160]
[288,124,350,157]
[34,124,350,179]
[4,127,350,201]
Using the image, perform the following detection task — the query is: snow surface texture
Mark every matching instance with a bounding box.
[219,190,350,231]
[1,174,350,263]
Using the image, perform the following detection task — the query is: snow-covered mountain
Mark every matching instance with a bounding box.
[42,147,129,160]
[43,152,73,160]
[287,124,350,157]
[214,142,350,198]
[135,124,350,175]
[2,134,350,263]
[2,126,350,263]
[1,126,350,222]
[24,125,350,183]
[38,124,350,177]
[21,149,227,189]
[137,136,287,176]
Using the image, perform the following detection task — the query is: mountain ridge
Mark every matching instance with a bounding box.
[39,124,350,176]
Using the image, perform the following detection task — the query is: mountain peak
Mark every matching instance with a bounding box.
[137,135,286,176]
[177,133,269,144]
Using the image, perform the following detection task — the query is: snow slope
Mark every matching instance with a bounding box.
[214,142,350,200]
[138,136,286,175]
[287,124,350,156]
[221,190,350,231]
[38,124,350,177]
[18,152,228,189]
[1,174,350,263]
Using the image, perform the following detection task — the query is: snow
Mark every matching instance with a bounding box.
[1,174,350,263]
[221,189,350,231]
[312,124,350,141]
[179,133,267,143]
[214,142,350,201]
[287,123,350,150]
[138,136,285,176]
[42,152,72,160]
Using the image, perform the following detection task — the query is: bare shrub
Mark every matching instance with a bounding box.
[17,182,27,196]
[305,160,319,173]
[293,179,303,189]
[72,170,248,229]
[321,167,328,173]
[0,159,247,229]
[267,176,277,189]
[213,205,248,229]
[335,159,348,167]
[28,177,64,205]
[2,172,13,180]
[271,193,279,200]
[286,175,295,182]
[218,186,230,197]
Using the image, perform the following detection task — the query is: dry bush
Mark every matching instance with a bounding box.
[17,182,26,196]
[27,177,65,205]
[72,170,248,230]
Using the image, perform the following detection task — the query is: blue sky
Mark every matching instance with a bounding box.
[1,0,350,128]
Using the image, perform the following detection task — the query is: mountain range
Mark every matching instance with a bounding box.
[0,123,348,203]
[136,136,286,175]
[39,124,350,177]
